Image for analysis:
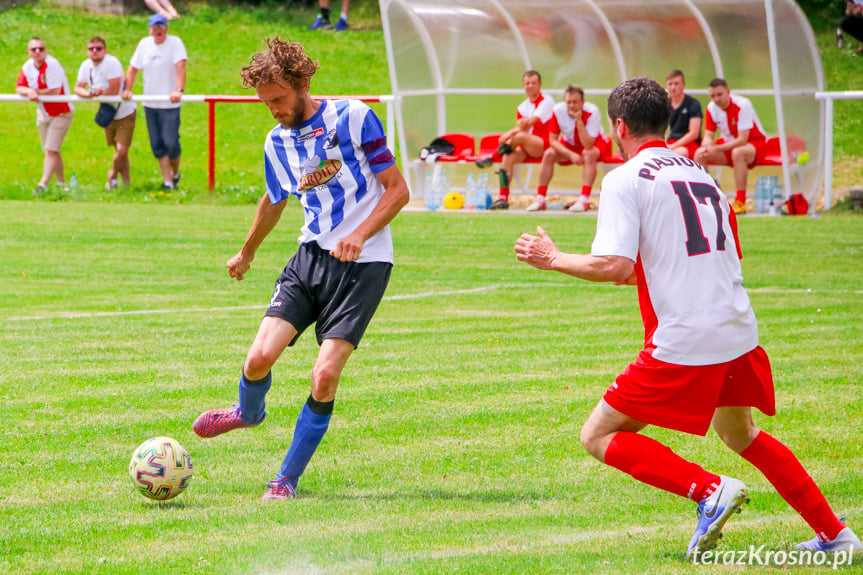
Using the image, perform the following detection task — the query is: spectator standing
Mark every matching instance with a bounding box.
[309,0,350,31]
[665,69,702,159]
[694,78,768,215]
[75,36,137,189]
[529,85,611,213]
[123,14,187,190]
[16,37,75,194]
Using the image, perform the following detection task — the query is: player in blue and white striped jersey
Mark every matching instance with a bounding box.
[193,38,410,501]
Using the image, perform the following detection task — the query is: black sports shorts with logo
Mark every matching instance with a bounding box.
[264,241,392,348]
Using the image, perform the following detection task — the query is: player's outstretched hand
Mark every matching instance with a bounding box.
[515,226,559,271]
[226,252,252,281]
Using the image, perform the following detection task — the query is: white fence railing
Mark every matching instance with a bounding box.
[2,91,859,207]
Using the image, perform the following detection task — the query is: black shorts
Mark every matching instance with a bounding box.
[265,241,392,348]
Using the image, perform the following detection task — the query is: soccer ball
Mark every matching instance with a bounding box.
[128,436,193,501]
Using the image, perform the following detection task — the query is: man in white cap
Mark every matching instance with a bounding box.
[123,14,188,190]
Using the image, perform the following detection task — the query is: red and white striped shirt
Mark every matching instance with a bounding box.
[17,55,73,116]
[516,91,555,145]
[705,93,765,143]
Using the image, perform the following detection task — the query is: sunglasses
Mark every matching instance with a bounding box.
[88,46,105,51]
[151,24,167,29]
[29,47,46,52]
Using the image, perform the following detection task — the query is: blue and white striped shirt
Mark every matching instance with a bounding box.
[264,99,396,263]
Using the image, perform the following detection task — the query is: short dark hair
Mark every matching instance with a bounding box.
[709,78,728,89]
[607,76,670,138]
[666,69,685,82]
[89,36,106,47]
[523,70,541,83]
[564,85,584,99]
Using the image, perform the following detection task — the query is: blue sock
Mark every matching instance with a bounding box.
[238,371,271,425]
[279,396,333,488]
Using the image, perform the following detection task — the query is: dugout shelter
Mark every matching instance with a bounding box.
[380,0,824,204]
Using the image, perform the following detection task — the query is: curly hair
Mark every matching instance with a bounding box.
[241,37,319,90]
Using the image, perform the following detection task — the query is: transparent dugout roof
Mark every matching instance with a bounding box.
[380,0,823,200]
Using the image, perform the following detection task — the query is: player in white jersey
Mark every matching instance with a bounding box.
[193,38,410,501]
[528,85,611,212]
[488,70,555,210]
[515,77,860,559]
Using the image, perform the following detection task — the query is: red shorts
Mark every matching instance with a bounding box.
[667,138,700,158]
[715,138,769,168]
[603,346,776,436]
[559,135,611,161]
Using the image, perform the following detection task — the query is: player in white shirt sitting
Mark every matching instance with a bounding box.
[488,70,555,210]
[527,85,611,212]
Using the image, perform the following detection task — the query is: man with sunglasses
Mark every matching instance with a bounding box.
[16,37,75,195]
[75,36,137,189]
[123,14,187,190]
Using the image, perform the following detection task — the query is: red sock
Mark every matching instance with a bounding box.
[604,431,720,501]
[740,431,844,541]
[537,186,548,198]
[581,185,592,198]
[500,188,510,201]
[736,190,746,203]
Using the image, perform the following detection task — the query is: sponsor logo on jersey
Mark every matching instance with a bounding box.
[299,158,342,191]
[323,129,339,150]
[297,127,325,143]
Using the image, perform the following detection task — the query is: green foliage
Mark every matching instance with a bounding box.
[1,204,862,574]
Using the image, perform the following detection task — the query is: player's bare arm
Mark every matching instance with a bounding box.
[515,226,634,283]
[227,193,287,280]
[716,128,750,151]
[676,116,702,147]
[330,164,409,262]
[574,116,596,150]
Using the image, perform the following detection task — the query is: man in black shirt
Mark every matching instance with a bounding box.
[666,69,702,159]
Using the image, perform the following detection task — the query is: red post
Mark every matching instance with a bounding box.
[208,100,216,191]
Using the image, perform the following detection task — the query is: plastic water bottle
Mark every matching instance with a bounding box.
[69,173,78,188]
[769,177,783,216]
[754,176,769,214]
[837,27,844,49]
[424,171,438,211]
[465,173,477,209]
[434,170,449,211]
[475,173,489,210]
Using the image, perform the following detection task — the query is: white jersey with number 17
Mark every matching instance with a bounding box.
[591,142,758,366]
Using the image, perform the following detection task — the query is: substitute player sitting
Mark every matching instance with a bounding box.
[489,70,555,210]
[694,78,768,215]
[528,85,611,212]
[515,76,861,560]
[665,69,702,159]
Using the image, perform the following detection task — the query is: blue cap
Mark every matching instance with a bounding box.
[149,14,168,26]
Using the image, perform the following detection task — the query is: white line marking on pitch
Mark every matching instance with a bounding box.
[0,284,565,323]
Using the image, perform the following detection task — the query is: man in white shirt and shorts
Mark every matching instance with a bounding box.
[16,37,74,194]
[528,85,611,213]
[515,76,860,560]
[488,70,555,210]
[75,36,137,188]
[123,14,187,190]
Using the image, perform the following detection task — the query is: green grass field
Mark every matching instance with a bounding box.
[1,201,861,574]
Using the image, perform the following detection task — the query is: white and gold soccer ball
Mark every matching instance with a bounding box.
[128,436,193,501]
